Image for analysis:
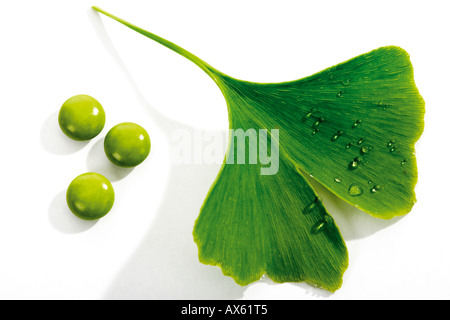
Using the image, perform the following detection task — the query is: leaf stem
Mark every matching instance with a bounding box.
[92,6,223,83]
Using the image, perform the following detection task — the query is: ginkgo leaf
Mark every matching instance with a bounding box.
[194,112,348,291]
[215,53,425,219]
[92,7,424,291]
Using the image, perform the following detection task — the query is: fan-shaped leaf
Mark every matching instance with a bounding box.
[93,7,424,291]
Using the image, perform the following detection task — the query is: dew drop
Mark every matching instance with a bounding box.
[331,130,343,142]
[357,138,364,145]
[352,119,362,129]
[304,108,316,121]
[312,221,326,233]
[370,185,381,193]
[360,145,371,154]
[348,161,358,170]
[312,128,320,135]
[348,183,364,196]
[401,159,408,165]
[341,79,351,86]
[346,143,353,149]
[348,158,361,170]
[306,196,321,212]
[387,140,395,148]
[328,67,336,80]
[334,176,342,183]
[377,100,387,108]
[389,146,396,152]
[312,215,333,233]
[312,120,320,128]
[337,91,344,98]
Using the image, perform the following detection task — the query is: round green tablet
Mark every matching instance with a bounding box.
[66,172,115,220]
[104,122,151,168]
[58,94,106,141]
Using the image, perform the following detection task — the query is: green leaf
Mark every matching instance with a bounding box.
[194,127,348,291]
[93,7,424,291]
[214,50,425,219]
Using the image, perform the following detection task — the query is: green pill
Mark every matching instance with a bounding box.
[58,94,106,141]
[66,172,115,220]
[104,122,151,168]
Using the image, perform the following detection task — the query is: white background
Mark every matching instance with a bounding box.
[0,0,449,300]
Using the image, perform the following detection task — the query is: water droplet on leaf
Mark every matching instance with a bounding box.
[312,215,333,233]
[360,145,371,154]
[352,119,362,129]
[305,196,321,212]
[377,100,389,109]
[370,185,381,193]
[330,131,343,142]
[324,214,333,223]
[312,221,326,233]
[348,183,363,196]
[348,158,361,170]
